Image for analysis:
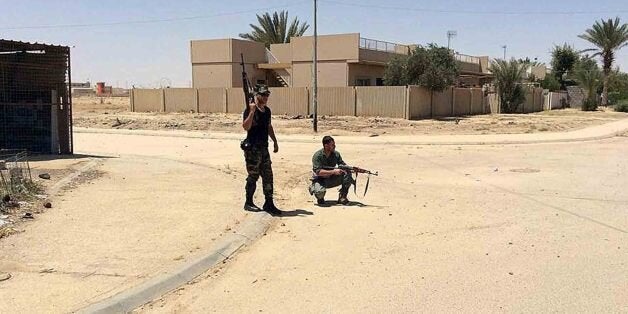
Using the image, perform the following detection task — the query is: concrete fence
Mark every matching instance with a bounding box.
[484,87,546,114]
[131,86,547,119]
[544,91,569,110]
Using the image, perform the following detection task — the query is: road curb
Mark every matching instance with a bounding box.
[78,212,274,314]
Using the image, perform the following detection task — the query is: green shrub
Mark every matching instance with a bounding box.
[614,100,628,112]
[582,98,598,111]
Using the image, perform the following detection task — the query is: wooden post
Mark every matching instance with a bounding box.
[130,88,135,112]
[50,90,59,154]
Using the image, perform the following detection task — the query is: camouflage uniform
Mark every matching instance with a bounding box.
[244,145,273,200]
[242,84,280,213]
[308,148,354,200]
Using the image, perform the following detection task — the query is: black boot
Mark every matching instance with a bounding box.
[338,193,349,205]
[244,196,261,212]
[263,198,283,216]
[244,183,261,212]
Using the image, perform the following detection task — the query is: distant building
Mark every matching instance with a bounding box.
[190,33,492,88]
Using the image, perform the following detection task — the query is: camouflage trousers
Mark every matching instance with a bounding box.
[308,172,354,200]
[244,145,273,199]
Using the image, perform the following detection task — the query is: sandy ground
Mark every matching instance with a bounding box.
[72,96,628,136]
[133,136,627,313]
[0,134,261,312]
[0,156,96,239]
[0,98,625,312]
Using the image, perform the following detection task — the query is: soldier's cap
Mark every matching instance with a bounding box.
[254,84,271,96]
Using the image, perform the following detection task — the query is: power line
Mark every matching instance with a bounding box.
[0,2,308,30]
[321,0,628,15]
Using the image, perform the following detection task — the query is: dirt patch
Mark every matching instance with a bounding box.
[73,96,628,136]
[0,159,104,240]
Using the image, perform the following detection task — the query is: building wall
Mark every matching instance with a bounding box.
[270,43,292,63]
[191,38,266,88]
[292,61,348,87]
[192,64,232,88]
[348,64,386,86]
[191,35,489,89]
[190,39,231,63]
[291,33,360,62]
[358,49,401,64]
[230,63,267,88]
[530,65,547,80]
[458,60,481,73]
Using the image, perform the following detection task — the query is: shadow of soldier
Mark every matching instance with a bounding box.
[276,209,314,217]
[314,200,375,208]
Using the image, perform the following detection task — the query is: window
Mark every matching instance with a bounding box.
[376,78,384,86]
[355,78,371,86]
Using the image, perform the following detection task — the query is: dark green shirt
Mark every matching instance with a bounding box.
[312,148,346,174]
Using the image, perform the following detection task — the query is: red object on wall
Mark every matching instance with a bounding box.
[96,82,105,95]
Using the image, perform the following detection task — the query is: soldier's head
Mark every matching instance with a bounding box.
[322,135,335,153]
[254,84,271,105]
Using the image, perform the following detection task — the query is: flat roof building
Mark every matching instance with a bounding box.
[191,33,492,89]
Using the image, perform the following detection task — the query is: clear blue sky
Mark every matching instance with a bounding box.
[2,0,627,87]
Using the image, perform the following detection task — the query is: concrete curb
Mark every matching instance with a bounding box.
[78,212,274,314]
[74,118,628,146]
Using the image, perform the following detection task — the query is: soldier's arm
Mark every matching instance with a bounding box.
[268,124,277,144]
[242,104,256,131]
[314,155,341,178]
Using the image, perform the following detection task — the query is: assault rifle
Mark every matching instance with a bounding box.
[321,165,378,196]
[240,53,253,110]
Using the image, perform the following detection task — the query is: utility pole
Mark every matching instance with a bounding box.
[502,45,507,60]
[312,0,318,132]
[447,30,457,50]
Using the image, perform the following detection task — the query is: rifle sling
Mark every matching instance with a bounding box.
[352,172,371,197]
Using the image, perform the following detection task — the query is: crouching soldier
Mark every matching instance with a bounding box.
[308,136,354,205]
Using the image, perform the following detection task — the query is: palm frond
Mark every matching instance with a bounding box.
[239,10,310,47]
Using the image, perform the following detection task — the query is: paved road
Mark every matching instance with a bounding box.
[138,135,628,313]
[1,128,626,313]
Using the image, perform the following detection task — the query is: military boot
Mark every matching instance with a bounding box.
[263,198,283,216]
[338,193,349,205]
[243,186,261,212]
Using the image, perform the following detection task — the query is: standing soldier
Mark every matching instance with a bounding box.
[241,84,282,216]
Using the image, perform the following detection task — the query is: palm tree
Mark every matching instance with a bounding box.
[578,17,628,106]
[489,59,530,113]
[239,11,309,48]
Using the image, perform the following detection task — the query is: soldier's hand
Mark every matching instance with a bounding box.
[334,168,345,175]
[273,141,279,153]
[248,102,257,113]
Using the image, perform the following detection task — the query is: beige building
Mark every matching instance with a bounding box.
[191,33,491,88]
